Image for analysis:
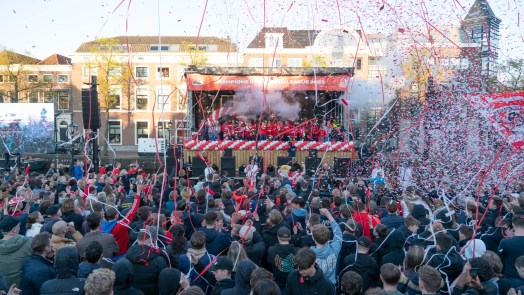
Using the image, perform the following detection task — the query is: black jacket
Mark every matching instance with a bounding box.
[40,217,61,234]
[40,247,85,295]
[221,259,257,295]
[243,232,266,267]
[21,255,57,295]
[61,211,85,233]
[380,230,405,266]
[341,253,379,291]
[425,248,465,283]
[263,221,290,248]
[125,244,168,295]
[267,243,299,288]
[337,233,358,275]
[112,258,144,295]
[284,265,335,295]
[380,214,404,229]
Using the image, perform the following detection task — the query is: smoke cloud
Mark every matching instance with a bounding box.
[225,87,301,120]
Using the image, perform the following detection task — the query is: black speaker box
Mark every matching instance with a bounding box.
[238,164,246,176]
[333,157,350,178]
[224,148,233,157]
[81,88,100,130]
[309,149,318,157]
[277,156,292,167]
[221,156,236,177]
[192,156,207,177]
[305,157,321,175]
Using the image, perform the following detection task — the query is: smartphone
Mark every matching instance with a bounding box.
[469,268,479,280]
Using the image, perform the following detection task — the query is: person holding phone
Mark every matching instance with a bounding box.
[451,258,499,295]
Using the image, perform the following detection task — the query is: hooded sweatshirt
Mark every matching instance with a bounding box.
[202,227,231,256]
[267,243,300,288]
[380,230,406,266]
[221,259,257,295]
[311,220,343,285]
[157,268,181,295]
[284,265,335,295]
[0,234,32,287]
[112,258,144,295]
[40,247,85,295]
[125,244,168,295]
[287,208,308,229]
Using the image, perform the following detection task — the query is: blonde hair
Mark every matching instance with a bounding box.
[85,269,115,295]
[227,241,248,271]
[267,209,283,226]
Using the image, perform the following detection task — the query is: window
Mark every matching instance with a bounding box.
[57,90,69,109]
[173,120,191,144]
[43,91,55,103]
[156,67,170,79]
[0,75,3,82]
[0,90,4,103]
[135,121,149,144]
[248,58,263,67]
[157,121,172,143]
[368,58,386,79]
[8,75,15,83]
[287,58,302,67]
[135,87,149,110]
[156,87,171,111]
[28,92,39,103]
[109,87,121,110]
[8,92,15,103]
[108,67,122,78]
[266,34,283,48]
[58,75,68,83]
[135,66,149,78]
[150,45,169,51]
[356,58,362,70]
[471,26,483,42]
[28,75,38,83]
[43,74,53,83]
[177,92,187,111]
[108,120,122,144]
[83,66,98,80]
[270,58,281,67]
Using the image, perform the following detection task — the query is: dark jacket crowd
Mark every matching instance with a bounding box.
[0,162,524,295]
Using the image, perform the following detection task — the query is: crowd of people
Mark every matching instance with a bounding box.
[198,118,346,142]
[0,158,523,295]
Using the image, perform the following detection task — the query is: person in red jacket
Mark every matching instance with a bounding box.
[100,184,143,258]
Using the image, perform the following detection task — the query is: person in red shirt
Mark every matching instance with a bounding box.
[352,199,380,241]
[259,121,268,140]
[100,184,143,257]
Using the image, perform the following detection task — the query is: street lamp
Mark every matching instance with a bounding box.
[167,120,174,146]
[68,123,78,176]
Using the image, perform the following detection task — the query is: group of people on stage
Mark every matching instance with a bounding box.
[198,117,346,142]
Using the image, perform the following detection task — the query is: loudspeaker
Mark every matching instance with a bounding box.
[333,157,350,178]
[277,156,292,167]
[167,146,183,158]
[305,157,321,175]
[220,157,236,177]
[238,164,246,176]
[309,149,318,157]
[192,156,207,177]
[81,88,100,130]
[224,148,233,157]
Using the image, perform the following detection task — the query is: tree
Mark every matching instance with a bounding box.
[498,58,524,92]
[0,50,53,103]
[302,54,328,68]
[180,41,208,66]
[87,38,130,154]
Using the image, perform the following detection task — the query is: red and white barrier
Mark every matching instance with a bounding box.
[183,140,354,151]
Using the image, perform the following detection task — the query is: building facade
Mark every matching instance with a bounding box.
[69,36,238,153]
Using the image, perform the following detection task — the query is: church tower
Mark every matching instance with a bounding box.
[461,0,501,80]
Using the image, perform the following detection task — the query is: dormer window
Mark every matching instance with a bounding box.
[266,34,283,49]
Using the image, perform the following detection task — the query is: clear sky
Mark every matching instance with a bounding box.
[1,0,522,61]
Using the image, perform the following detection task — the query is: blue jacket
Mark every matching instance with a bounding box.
[310,220,343,284]
[202,227,230,256]
[21,255,57,295]
[380,214,405,229]
[73,165,83,180]
[287,208,308,229]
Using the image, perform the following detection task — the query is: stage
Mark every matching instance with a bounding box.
[183,140,355,170]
